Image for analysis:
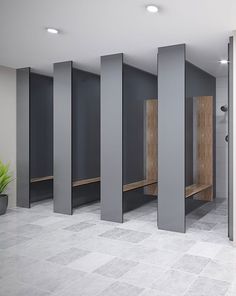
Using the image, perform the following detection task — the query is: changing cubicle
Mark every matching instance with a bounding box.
[101,54,158,223]
[53,61,100,215]
[17,68,53,207]
[158,44,216,233]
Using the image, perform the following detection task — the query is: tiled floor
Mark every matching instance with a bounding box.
[0,198,235,296]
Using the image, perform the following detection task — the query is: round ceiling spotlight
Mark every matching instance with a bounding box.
[46,27,59,34]
[146,4,159,13]
[219,59,229,65]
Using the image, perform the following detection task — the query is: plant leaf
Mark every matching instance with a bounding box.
[0,161,13,194]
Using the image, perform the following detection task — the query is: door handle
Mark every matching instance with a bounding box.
[221,105,228,112]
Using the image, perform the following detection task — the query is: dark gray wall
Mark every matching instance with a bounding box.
[17,68,30,208]
[228,36,234,241]
[73,183,100,208]
[185,98,193,186]
[185,61,216,207]
[72,69,100,181]
[123,64,157,184]
[53,61,72,215]
[101,54,123,223]
[186,62,216,97]
[30,181,53,202]
[158,44,186,233]
[30,73,53,178]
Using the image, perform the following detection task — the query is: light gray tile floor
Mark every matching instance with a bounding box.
[94,258,138,279]
[97,281,144,296]
[68,252,115,272]
[185,276,230,296]
[151,269,196,295]
[63,221,96,232]
[0,198,235,296]
[171,254,210,275]
[47,247,90,265]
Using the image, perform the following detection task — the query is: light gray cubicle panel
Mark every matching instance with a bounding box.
[16,68,30,208]
[158,44,186,233]
[228,36,234,241]
[101,54,123,223]
[53,61,72,215]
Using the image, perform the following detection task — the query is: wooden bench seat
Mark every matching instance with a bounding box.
[31,176,53,183]
[185,184,212,198]
[72,177,100,187]
[123,179,157,192]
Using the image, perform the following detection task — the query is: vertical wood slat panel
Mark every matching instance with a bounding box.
[144,99,158,195]
[195,96,213,201]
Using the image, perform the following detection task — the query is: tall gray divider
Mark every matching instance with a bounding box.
[54,61,72,214]
[228,36,234,241]
[101,54,123,222]
[158,44,186,232]
[17,68,30,208]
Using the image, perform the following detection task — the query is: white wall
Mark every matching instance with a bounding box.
[0,66,16,207]
[215,77,228,199]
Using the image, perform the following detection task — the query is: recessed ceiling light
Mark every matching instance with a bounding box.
[46,27,59,34]
[219,59,228,65]
[146,4,159,13]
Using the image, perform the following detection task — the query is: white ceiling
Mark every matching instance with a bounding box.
[0,0,235,77]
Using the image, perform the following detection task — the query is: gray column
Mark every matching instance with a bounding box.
[101,54,123,223]
[228,36,234,241]
[53,61,73,214]
[158,44,186,232]
[16,68,30,208]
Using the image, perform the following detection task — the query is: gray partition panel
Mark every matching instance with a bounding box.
[53,61,72,215]
[228,36,233,241]
[101,54,123,223]
[17,68,30,208]
[158,44,186,232]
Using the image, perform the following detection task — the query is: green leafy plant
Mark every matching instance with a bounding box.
[0,161,13,195]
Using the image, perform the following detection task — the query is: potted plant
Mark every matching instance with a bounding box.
[0,160,13,215]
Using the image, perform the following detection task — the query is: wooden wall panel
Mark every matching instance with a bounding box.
[195,96,213,201]
[144,99,158,195]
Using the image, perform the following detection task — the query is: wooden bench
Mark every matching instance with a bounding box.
[123,179,157,192]
[185,184,212,198]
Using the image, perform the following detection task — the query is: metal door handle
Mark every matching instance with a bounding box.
[221,105,228,112]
